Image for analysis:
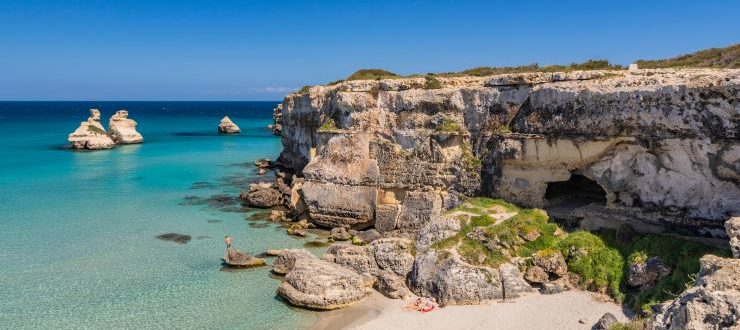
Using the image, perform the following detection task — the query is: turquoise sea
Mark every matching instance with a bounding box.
[0,102,322,329]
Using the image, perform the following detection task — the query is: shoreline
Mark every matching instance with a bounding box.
[311,291,633,330]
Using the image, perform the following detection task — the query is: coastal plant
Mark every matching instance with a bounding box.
[318,117,337,131]
[297,85,311,94]
[460,140,482,171]
[346,69,399,81]
[86,125,107,135]
[436,118,466,134]
[431,197,729,311]
[493,124,511,134]
[327,79,345,86]
[424,75,442,89]
[636,43,739,69]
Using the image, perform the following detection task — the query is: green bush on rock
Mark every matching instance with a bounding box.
[431,197,729,311]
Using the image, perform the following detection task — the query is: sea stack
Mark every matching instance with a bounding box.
[67,108,116,150]
[108,110,144,144]
[218,116,241,134]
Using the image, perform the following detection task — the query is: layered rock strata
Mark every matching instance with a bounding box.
[68,108,116,150]
[274,69,739,237]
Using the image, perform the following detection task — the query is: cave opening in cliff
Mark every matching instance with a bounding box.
[545,174,606,207]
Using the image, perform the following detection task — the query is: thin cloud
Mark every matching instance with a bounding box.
[257,86,296,93]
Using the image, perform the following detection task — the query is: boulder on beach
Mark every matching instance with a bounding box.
[277,258,367,310]
[67,108,116,150]
[653,255,740,329]
[108,110,144,144]
[218,116,241,134]
[272,249,316,274]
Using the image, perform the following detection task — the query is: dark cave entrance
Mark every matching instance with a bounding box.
[545,174,607,208]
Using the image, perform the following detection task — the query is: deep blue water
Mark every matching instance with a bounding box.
[0,102,322,329]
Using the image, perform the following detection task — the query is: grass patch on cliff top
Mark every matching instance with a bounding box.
[346,69,400,81]
[636,43,739,69]
[431,197,729,311]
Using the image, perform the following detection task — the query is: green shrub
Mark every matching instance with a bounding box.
[318,117,337,131]
[493,124,511,134]
[460,140,481,171]
[346,69,399,81]
[428,197,730,310]
[327,79,344,86]
[636,44,739,69]
[559,231,625,300]
[297,85,311,93]
[424,76,442,89]
[86,125,107,135]
[436,118,466,134]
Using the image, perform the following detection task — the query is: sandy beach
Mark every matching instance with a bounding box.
[312,291,632,330]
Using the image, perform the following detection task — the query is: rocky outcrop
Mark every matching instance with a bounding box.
[108,110,144,144]
[272,249,316,274]
[239,182,282,208]
[594,313,619,330]
[726,217,740,258]
[218,116,241,134]
[68,108,116,150]
[329,227,351,241]
[271,104,283,135]
[628,256,672,289]
[276,258,367,310]
[274,68,739,237]
[322,238,415,299]
[223,249,265,268]
[653,255,740,329]
[409,250,503,306]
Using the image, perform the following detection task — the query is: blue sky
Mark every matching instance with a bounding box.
[0,0,737,101]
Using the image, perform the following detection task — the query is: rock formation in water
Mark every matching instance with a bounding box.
[68,108,116,150]
[273,68,739,238]
[223,249,265,268]
[108,110,144,144]
[218,116,241,134]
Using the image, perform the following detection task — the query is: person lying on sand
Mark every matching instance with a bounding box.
[403,297,436,313]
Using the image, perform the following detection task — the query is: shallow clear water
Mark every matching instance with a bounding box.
[0,102,321,329]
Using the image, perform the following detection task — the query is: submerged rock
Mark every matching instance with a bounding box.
[653,255,740,329]
[329,227,351,241]
[108,110,143,144]
[67,108,116,150]
[277,258,367,310]
[218,116,241,134]
[156,233,191,244]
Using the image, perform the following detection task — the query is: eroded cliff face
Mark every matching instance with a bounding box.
[275,69,739,236]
